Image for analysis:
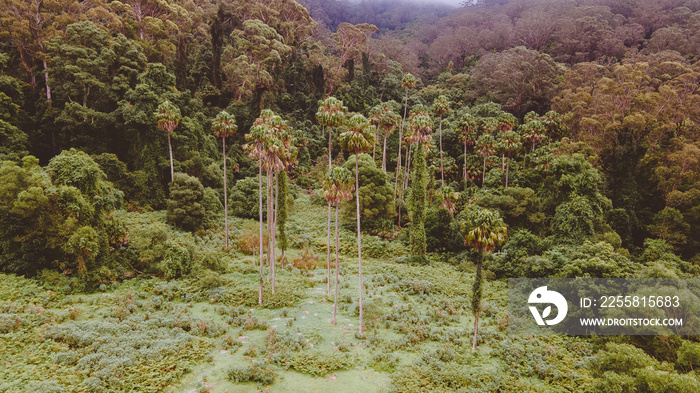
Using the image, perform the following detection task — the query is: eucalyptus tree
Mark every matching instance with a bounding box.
[212,111,237,248]
[396,73,416,195]
[458,206,507,351]
[154,100,181,182]
[456,113,478,184]
[432,95,451,186]
[322,167,354,324]
[369,101,401,172]
[316,96,346,293]
[339,114,376,335]
[406,106,432,259]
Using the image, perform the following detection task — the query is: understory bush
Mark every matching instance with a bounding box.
[227,362,276,385]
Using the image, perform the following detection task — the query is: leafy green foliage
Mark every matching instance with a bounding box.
[229,176,266,219]
[166,173,204,231]
[341,154,396,230]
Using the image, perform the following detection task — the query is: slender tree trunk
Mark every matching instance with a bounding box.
[501,154,505,171]
[404,145,412,190]
[327,125,333,296]
[258,162,264,306]
[382,130,388,172]
[505,157,510,188]
[333,204,340,325]
[482,156,487,187]
[267,171,273,282]
[168,132,174,182]
[463,142,467,183]
[327,201,332,297]
[356,155,364,336]
[18,50,36,86]
[223,137,229,247]
[42,63,51,104]
[328,126,333,168]
[372,127,378,161]
[472,312,479,352]
[472,256,483,351]
[42,59,52,107]
[439,116,444,187]
[395,89,408,195]
[272,173,278,293]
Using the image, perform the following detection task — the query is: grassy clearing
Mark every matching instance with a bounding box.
[1,193,697,392]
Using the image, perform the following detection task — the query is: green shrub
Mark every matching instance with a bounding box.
[162,240,193,279]
[166,172,205,231]
[229,176,266,219]
[227,362,276,385]
[201,187,223,227]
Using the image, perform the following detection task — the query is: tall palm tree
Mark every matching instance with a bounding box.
[339,114,376,336]
[154,100,181,182]
[497,130,521,187]
[406,106,432,259]
[496,113,517,170]
[243,110,295,304]
[212,111,237,248]
[316,96,347,168]
[322,166,354,324]
[395,73,416,195]
[458,206,507,351]
[476,120,497,186]
[432,95,450,186]
[369,101,400,172]
[520,117,546,151]
[456,113,477,184]
[316,97,346,295]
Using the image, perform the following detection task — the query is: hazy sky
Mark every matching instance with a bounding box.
[349,0,463,8]
[421,0,463,6]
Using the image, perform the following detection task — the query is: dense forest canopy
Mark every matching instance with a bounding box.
[0,0,696,268]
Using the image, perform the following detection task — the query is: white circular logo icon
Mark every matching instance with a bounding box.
[528,286,568,326]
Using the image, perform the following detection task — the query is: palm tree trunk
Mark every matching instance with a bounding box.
[382,130,388,172]
[463,142,467,184]
[395,89,408,195]
[472,312,479,351]
[168,132,174,182]
[439,116,444,187]
[404,145,412,190]
[328,126,333,168]
[333,204,340,325]
[505,157,510,188]
[372,127,378,161]
[258,162,264,306]
[267,170,273,283]
[327,201,332,297]
[356,155,364,336]
[272,172,278,293]
[223,137,229,248]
